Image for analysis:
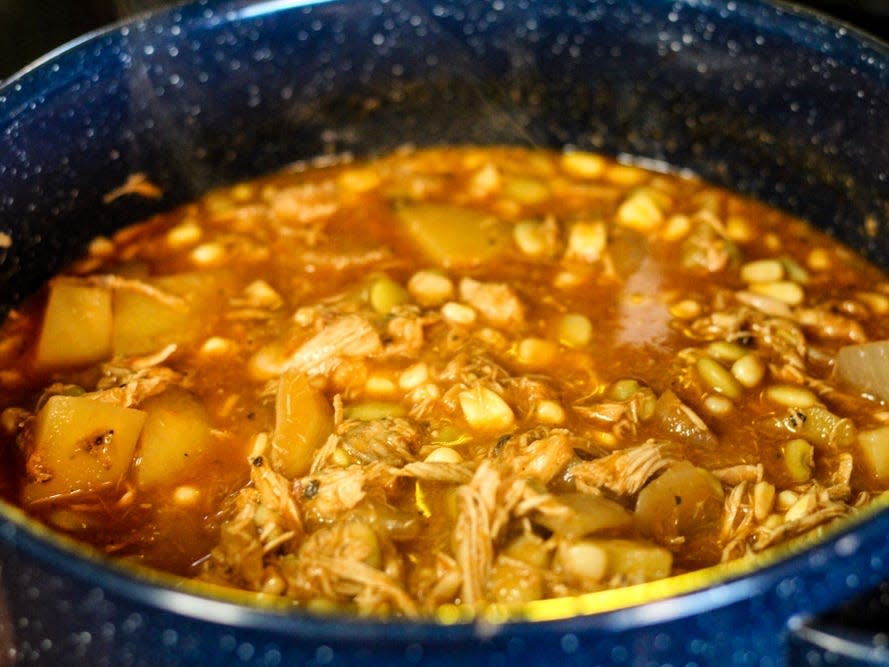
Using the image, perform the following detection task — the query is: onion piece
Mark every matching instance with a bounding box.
[650,390,718,450]
[835,341,889,402]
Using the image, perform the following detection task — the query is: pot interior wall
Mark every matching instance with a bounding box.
[0,0,887,314]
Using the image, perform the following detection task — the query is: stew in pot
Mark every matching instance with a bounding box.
[2,145,889,616]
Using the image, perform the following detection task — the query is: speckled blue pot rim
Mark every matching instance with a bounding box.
[0,0,887,664]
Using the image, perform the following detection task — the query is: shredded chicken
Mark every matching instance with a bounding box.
[298,465,370,526]
[573,440,679,496]
[458,277,525,328]
[337,417,420,466]
[453,461,500,607]
[291,522,417,616]
[59,274,186,309]
[91,365,181,407]
[251,314,383,379]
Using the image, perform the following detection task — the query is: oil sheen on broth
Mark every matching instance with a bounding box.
[2,145,889,616]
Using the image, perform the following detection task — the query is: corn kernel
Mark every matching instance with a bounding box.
[468,163,502,198]
[458,386,515,430]
[560,151,606,179]
[806,247,832,271]
[725,216,755,242]
[399,362,429,390]
[331,447,352,467]
[503,177,549,204]
[749,280,805,306]
[243,279,283,310]
[661,214,692,242]
[515,337,559,367]
[190,241,225,266]
[553,270,587,289]
[615,190,664,232]
[557,541,608,582]
[558,313,593,348]
[535,400,566,425]
[513,220,552,257]
[591,430,619,448]
[338,167,381,194]
[200,336,235,356]
[228,182,253,201]
[704,394,734,416]
[370,276,410,314]
[87,236,115,257]
[167,220,203,248]
[731,353,766,388]
[425,447,464,464]
[776,489,799,511]
[408,270,454,306]
[605,164,647,186]
[565,221,607,262]
[669,299,702,319]
[785,490,817,522]
[740,259,785,284]
[763,232,782,252]
[441,302,477,326]
[365,375,397,396]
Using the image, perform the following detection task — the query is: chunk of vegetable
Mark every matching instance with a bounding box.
[835,341,889,403]
[573,538,673,583]
[458,386,515,431]
[635,461,724,542]
[35,283,112,368]
[782,438,814,483]
[650,390,718,450]
[112,271,232,356]
[396,203,510,267]
[532,492,633,538]
[776,405,856,450]
[503,533,551,569]
[489,557,544,604]
[554,540,607,583]
[858,426,889,483]
[343,401,407,421]
[368,276,410,314]
[22,395,146,504]
[135,388,212,488]
[271,371,334,478]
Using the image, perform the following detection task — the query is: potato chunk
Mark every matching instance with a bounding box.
[396,203,510,267]
[35,283,113,368]
[112,271,233,356]
[271,370,334,478]
[135,388,212,488]
[22,395,146,504]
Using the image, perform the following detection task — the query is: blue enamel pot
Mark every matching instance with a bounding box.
[1,1,888,664]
